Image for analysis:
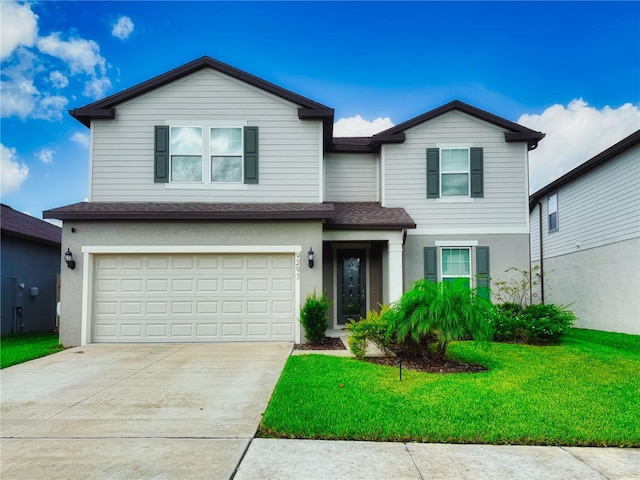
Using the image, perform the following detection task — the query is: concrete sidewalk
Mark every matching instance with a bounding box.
[234,438,639,480]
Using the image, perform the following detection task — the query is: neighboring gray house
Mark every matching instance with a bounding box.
[1,204,62,335]
[44,57,544,346]
[530,130,640,335]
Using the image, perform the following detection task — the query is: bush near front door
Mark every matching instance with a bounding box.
[300,290,331,344]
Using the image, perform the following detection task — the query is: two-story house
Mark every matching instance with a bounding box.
[530,130,640,335]
[44,57,544,346]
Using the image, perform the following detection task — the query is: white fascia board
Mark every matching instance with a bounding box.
[409,226,530,235]
[322,230,403,243]
[82,245,303,254]
[435,240,479,247]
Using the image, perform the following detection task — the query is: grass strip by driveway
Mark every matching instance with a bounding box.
[1,332,64,369]
[259,329,640,447]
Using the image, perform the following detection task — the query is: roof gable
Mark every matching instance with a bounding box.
[1,204,62,246]
[372,100,545,151]
[529,129,640,211]
[69,56,336,149]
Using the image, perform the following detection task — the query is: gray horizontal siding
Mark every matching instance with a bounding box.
[529,203,541,262]
[89,69,321,203]
[383,111,529,230]
[324,153,378,202]
[538,145,640,258]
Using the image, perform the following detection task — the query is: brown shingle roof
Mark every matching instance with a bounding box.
[43,201,416,231]
[326,202,416,230]
[1,204,62,245]
[43,202,336,221]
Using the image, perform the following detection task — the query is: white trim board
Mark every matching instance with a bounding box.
[81,245,302,254]
[408,226,529,235]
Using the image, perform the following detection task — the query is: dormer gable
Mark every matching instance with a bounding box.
[332,100,545,153]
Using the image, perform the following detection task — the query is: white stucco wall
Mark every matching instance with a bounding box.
[542,237,640,335]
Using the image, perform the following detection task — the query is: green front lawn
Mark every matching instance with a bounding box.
[1,332,64,369]
[260,329,640,446]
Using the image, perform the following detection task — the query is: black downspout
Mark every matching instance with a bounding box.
[538,200,545,304]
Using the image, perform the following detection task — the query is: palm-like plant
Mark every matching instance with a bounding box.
[388,279,494,360]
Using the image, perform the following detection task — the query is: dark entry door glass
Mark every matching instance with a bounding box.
[337,249,366,326]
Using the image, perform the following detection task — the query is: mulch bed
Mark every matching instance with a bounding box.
[364,356,487,374]
[294,337,485,373]
[294,337,347,350]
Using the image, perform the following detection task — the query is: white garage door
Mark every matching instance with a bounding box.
[92,253,295,342]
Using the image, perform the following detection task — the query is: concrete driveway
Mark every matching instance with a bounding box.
[1,342,292,479]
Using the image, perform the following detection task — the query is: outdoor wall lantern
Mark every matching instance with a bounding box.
[307,247,315,269]
[64,248,76,270]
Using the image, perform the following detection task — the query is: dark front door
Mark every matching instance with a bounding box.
[337,249,366,326]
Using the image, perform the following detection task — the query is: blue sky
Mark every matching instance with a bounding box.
[2,1,639,221]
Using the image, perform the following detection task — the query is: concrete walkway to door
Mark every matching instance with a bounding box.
[0,342,292,479]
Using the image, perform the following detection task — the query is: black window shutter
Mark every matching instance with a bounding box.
[244,126,259,184]
[426,148,439,198]
[476,246,490,299]
[154,126,169,183]
[470,147,483,198]
[424,247,438,282]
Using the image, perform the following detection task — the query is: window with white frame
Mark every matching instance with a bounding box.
[440,148,470,196]
[170,126,203,182]
[548,193,558,232]
[210,127,243,183]
[441,247,471,287]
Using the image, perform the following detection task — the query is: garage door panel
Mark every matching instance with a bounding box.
[221,323,243,337]
[121,324,142,337]
[146,324,168,337]
[93,253,295,342]
[196,279,219,292]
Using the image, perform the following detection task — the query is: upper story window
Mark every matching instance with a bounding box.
[426,147,483,199]
[441,148,470,196]
[170,127,203,182]
[155,125,259,185]
[548,193,558,232]
[210,127,243,183]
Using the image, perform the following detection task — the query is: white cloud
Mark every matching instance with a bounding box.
[49,70,69,88]
[44,218,63,227]
[0,1,38,60]
[83,76,112,98]
[34,94,68,120]
[1,144,29,195]
[37,33,106,76]
[71,132,90,147]
[333,115,395,137]
[112,16,134,40]
[1,2,112,122]
[37,148,54,164]
[0,78,37,119]
[519,99,640,192]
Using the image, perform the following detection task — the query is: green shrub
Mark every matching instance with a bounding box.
[491,303,528,343]
[300,290,330,344]
[387,279,494,361]
[346,305,395,359]
[521,303,576,344]
[491,302,576,345]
